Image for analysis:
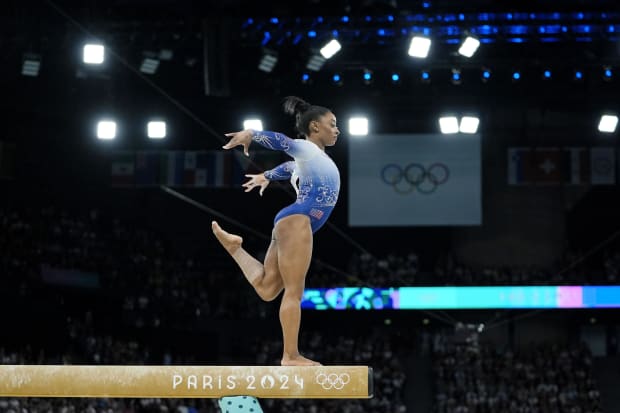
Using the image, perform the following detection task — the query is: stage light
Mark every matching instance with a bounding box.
[603,66,613,81]
[258,50,278,73]
[459,116,480,134]
[140,53,160,75]
[574,70,583,80]
[21,53,41,77]
[391,73,400,83]
[332,73,343,85]
[83,44,104,64]
[306,54,326,71]
[420,70,431,83]
[301,73,311,84]
[243,119,263,131]
[97,120,116,140]
[319,39,342,59]
[348,117,368,136]
[147,121,166,139]
[543,69,552,79]
[458,36,480,57]
[408,36,431,58]
[512,71,521,81]
[363,69,373,85]
[439,116,459,134]
[481,68,491,82]
[451,69,462,85]
[598,115,618,133]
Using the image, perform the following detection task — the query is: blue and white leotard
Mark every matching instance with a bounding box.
[252,131,340,233]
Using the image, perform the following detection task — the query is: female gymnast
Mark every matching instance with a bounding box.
[212,96,340,366]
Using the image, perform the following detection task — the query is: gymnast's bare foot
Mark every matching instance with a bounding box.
[281,354,322,366]
[212,221,243,255]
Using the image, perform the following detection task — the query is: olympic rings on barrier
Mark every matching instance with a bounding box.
[380,163,450,194]
[315,373,351,390]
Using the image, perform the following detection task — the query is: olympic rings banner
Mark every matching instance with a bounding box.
[301,286,620,310]
[348,134,481,226]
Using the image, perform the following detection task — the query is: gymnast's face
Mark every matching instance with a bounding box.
[311,112,340,147]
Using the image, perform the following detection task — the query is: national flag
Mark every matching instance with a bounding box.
[565,147,589,185]
[507,147,536,184]
[135,151,163,187]
[590,147,616,185]
[110,152,135,187]
[532,148,564,185]
[162,151,185,186]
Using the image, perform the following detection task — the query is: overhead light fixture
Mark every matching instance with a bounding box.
[21,53,41,77]
[306,54,327,71]
[243,119,263,131]
[319,39,342,59]
[258,50,278,73]
[83,44,105,64]
[451,68,462,85]
[348,117,369,136]
[439,116,459,134]
[147,121,167,139]
[459,116,480,134]
[458,36,480,58]
[140,52,160,74]
[598,115,618,133]
[408,36,431,58]
[97,120,117,140]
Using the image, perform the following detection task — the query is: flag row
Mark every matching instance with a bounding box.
[508,147,617,185]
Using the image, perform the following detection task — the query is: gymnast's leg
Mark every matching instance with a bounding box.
[211,221,283,302]
[273,214,318,366]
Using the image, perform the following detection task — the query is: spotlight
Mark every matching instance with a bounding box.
[603,66,613,81]
[408,36,431,58]
[97,120,116,140]
[258,50,278,73]
[451,68,462,85]
[306,54,327,71]
[147,121,166,139]
[348,117,369,136]
[319,39,342,59]
[481,68,491,82]
[459,116,480,134]
[439,116,459,134]
[420,70,431,83]
[243,119,263,131]
[21,53,41,77]
[363,69,373,85]
[598,115,618,133]
[458,36,480,58]
[83,44,105,64]
[140,52,160,75]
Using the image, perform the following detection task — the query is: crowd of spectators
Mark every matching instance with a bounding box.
[432,332,602,413]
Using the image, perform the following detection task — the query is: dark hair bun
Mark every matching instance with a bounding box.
[283,96,311,116]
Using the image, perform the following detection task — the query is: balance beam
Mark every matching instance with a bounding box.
[0,365,373,399]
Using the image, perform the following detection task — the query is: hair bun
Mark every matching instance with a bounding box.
[282,96,311,116]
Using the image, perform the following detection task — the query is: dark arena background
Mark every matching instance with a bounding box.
[2,0,620,411]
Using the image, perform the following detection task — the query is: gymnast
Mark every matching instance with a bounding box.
[212,96,340,366]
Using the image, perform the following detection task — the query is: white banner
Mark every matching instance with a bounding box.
[348,134,481,226]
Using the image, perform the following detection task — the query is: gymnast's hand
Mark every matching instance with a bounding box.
[242,173,270,196]
[223,129,253,156]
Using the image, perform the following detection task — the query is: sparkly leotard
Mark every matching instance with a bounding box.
[253,131,340,233]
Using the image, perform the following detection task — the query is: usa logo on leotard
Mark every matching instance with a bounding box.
[309,208,324,220]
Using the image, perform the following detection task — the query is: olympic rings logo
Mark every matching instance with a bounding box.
[380,163,450,194]
[315,373,350,390]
